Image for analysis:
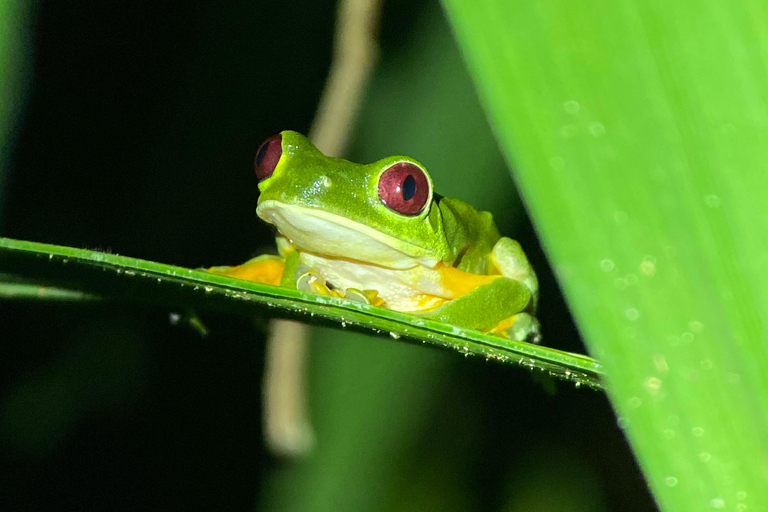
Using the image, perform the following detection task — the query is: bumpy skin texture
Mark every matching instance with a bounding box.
[211,131,540,342]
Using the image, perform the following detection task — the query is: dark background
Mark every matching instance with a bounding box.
[1,0,656,510]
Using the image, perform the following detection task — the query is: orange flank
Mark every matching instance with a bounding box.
[437,263,499,298]
[414,293,448,311]
[489,316,514,337]
[209,256,285,286]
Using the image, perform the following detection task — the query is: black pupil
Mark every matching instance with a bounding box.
[402,174,416,201]
[256,141,269,166]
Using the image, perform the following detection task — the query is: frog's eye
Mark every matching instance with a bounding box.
[378,162,430,216]
[255,134,282,182]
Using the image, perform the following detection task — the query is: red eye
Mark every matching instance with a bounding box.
[254,134,282,182]
[378,162,430,216]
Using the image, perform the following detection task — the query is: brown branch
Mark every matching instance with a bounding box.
[263,0,386,457]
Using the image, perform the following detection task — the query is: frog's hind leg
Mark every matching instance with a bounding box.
[489,238,541,342]
[208,254,285,285]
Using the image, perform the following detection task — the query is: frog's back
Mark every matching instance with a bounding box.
[436,196,501,275]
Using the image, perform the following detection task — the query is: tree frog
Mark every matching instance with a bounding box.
[210,131,541,342]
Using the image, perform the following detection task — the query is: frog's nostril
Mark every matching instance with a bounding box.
[255,134,283,182]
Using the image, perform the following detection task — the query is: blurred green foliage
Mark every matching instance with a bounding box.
[444,0,768,509]
[0,0,33,216]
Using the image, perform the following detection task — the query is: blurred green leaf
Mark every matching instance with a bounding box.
[0,0,33,213]
[0,236,603,389]
[443,0,768,508]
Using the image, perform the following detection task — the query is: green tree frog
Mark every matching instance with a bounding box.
[211,131,541,342]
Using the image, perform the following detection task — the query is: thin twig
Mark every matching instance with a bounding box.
[263,0,386,457]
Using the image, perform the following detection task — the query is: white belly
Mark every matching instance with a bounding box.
[298,251,454,312]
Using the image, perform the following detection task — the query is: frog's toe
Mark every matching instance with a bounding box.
[296,270,333,296]
[493,313,541,343]
[341,288,385,307]
[342,288,371,304]
[511,313,541,343]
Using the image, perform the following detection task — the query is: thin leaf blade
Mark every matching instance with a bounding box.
[0,236,603,389]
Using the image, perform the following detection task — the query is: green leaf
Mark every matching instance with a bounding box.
[442,0,768,508]
[0,236,602,389]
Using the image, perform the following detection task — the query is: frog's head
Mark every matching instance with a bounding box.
[253,131,452,269]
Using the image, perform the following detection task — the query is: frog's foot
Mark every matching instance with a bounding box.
[490,312,542,344]
[208,254,285,285]
[296,271,385,307]
[342,288,386,307]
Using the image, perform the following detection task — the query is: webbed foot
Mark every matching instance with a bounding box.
[296,271,384,306]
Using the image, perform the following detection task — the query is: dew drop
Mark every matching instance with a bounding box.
[625,308,640,321]
[549,156,565,170]
[640,260,656,277]
[561,124,578,138]
[563,100,581,114]
[665,476,678,487]
[692,426,704,437]
[588,121,605,137]
[653,354,669,374]
[704,194,722,208]
[389,332,400,339]
[600,258,615,272]
[644,376,662,393]
[710,497,725,509]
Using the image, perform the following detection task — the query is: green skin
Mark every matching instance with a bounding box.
[254,131,540,342]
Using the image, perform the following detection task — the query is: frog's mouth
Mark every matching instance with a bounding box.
[257,200,439,270]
